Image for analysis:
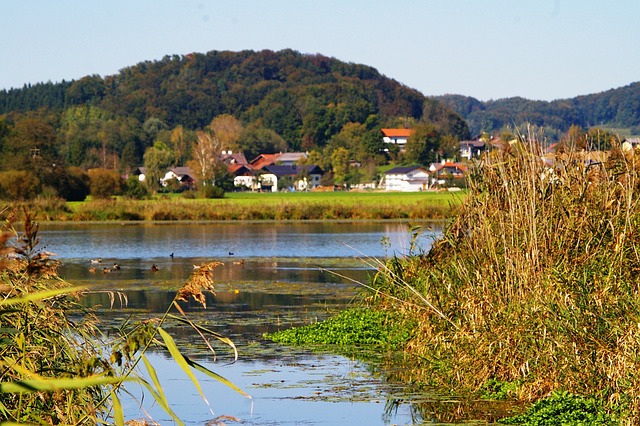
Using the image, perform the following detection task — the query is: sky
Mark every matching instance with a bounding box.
[2,0,639,102]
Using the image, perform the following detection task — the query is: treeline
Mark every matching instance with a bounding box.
[0,49,471,200]
[436,81,640,138]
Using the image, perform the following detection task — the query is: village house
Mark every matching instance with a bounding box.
[459,139,487,159]
[249,153,282,170]
[160,166,196,189]
[381,128,412,151]
[383,166,431,192]
[429,161,467,178]
[260,164,323,192]
[228,164,258,191]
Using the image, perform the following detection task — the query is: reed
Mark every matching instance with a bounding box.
[369,133,640,422]
[45,196,456,222]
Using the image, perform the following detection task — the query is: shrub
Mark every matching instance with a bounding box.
[122,175,149,199]
[200,184,225,199]
[87,168,122,199]
[0,170,41,200]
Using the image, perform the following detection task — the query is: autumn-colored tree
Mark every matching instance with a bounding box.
[209,114,243,153]
[187,130,232,195]
[0,170,41,200]
[330,147,350,186]
[87,168,122,199]
[169,125,187,166]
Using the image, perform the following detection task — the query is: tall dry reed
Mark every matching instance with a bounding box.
[370,132,640,421]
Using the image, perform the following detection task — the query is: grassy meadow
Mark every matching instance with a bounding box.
[4,190,464,222]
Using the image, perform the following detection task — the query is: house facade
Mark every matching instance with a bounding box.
[383,166,430,192]
[459,139,487,159]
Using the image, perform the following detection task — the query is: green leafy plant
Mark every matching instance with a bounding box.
[264,308,414,350]
[499,391,617,425]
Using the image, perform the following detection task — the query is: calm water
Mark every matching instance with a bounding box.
[37,222,448,425]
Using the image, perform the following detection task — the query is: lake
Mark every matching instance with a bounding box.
[35,221,470,425]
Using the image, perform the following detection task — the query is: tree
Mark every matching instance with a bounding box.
[169,125,187,166]
[209,114,243,153]
[237,124,287,161]
[143,142,173,193]
[404,123,441,165]
[0,170,40,200]
[330,147,350,186]
[87,168,122,199]
[187,130,231,195]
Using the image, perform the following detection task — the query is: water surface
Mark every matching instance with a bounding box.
[38,222,452,425]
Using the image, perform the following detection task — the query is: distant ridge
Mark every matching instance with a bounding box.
[434,81,640,137]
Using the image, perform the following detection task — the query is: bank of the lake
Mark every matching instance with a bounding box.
[4,190,465,222]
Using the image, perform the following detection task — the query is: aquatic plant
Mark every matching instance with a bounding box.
[264,308,414,350]
[368,132,640,423]
[499,391,617,425]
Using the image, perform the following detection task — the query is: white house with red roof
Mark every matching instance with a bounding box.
[381,128,413,150]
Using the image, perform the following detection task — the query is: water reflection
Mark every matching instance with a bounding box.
[38,221,440,261]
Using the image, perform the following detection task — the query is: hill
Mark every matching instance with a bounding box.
[0,49,469,153]
[435,82,640,138]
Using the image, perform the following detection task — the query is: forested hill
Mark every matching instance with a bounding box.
[0,49,469,151]
[435,81,640,138]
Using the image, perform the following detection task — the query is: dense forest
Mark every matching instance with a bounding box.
[435,81,640,138]
[0,49,472,200]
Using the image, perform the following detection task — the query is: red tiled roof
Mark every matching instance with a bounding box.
[436,162,467,173]
[381,128,412,137]
[249,153,282,170]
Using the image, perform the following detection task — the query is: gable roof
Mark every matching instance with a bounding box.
[262,164,323,177]
[250,153,282,170]
[221,152,248,165]
[381,128,413,138]
[384,166,427,175]
[277,152,308,164]
[228,164,253,176]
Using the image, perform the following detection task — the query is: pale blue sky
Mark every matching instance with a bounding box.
[2,1,638,101]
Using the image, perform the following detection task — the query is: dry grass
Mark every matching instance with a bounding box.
[369,134,640,422]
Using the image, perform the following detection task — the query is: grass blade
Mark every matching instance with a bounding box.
[0,375,128,393]
[157,327,213,414]
[0,285,88,306]
[138,354,185,425]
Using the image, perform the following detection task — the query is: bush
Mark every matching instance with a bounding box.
[122,175,149,199]
[200,184,225,199]
[87,168,122,199]
[0,170,41,200]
